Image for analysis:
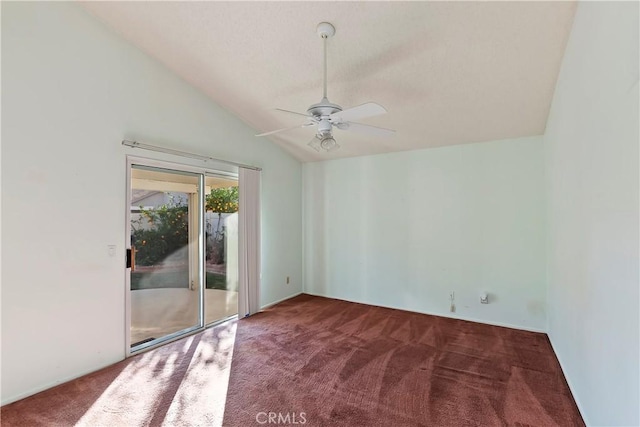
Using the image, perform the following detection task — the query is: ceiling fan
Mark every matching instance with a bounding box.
[256,22,395,152]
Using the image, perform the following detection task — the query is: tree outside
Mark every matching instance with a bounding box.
[205,186,239,264]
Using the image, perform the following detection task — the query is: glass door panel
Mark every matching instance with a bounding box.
[204,175,239,324]
[130,165,203,350]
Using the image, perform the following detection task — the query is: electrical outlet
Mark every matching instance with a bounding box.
[480,293,489,304]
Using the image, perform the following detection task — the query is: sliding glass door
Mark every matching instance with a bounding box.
[127,160,239,353]
[204,175,239,325]
[129,165,203,350]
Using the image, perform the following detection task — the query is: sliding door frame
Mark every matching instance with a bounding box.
[125,155,238,357]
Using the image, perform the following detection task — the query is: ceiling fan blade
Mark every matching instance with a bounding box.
[256,122,313,137]
[275,108,313,119]
[329,102,387,123]
[338,122,395,138]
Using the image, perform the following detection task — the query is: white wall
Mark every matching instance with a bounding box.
[1,2,302,404]
[303,136,546,331]
[544,2,639,425]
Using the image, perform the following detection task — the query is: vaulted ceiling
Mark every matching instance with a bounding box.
[81,1,576,162]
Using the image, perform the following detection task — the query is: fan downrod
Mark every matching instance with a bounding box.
[309,22,341,118]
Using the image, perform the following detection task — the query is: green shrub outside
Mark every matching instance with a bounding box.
[132,187,238,267]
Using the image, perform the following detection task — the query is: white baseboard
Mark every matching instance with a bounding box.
[303,291,546,333]
[260,292,303,310]
[1,359,122,406]
[547,334,589,425]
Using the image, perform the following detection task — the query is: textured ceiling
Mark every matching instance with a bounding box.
[81,1,576,162]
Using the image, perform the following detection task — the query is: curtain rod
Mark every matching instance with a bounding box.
[122,140,262,171]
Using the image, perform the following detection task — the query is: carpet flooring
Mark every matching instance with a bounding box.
[1,294,584,426]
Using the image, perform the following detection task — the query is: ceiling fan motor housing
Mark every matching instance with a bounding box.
[317,119,332,136]
[307,97,342,119]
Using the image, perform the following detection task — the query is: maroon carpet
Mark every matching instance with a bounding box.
[223,294,583,426]
[1,294,584,426]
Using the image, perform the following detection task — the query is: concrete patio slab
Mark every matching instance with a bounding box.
[131,288,237,345]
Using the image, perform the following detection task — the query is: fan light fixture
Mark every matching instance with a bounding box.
[255,22,395,153]
[308,134,339,152]
[320,136,337,151]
